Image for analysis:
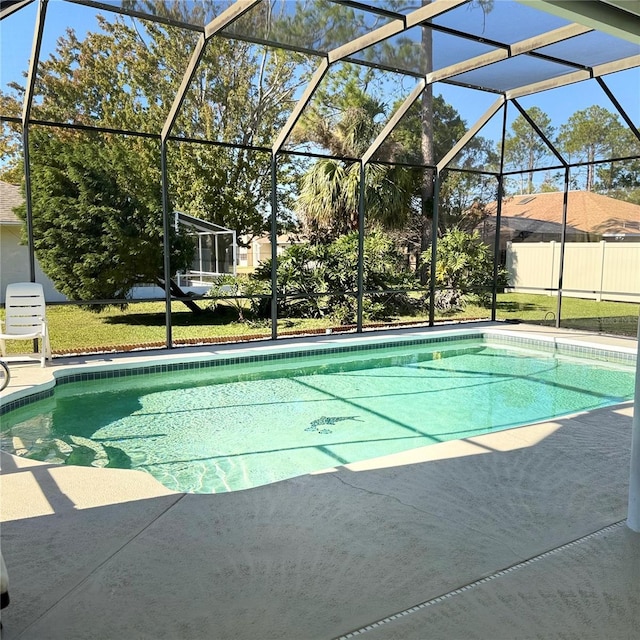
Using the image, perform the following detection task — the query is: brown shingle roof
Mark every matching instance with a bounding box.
[0,181,22,224]
[488,191,640,236]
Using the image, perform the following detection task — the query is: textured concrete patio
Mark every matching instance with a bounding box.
[1,324,638,639]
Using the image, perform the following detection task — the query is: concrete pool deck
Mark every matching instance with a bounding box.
[1,322,639,639]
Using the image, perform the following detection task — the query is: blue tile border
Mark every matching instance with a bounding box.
[484,333,636,366]
[47,332,475,390]
[1,387,54,413]
[0,331,635,417]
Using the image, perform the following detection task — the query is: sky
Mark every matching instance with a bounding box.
[1,0,639,153]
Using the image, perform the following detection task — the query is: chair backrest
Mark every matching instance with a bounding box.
[4,282,47,336]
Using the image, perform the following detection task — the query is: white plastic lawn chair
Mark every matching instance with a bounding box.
[0,282,51,367]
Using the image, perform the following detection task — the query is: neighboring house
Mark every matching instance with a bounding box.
[479,191,640,303]
[480,191,640,251]
[237,234,299,273]
[0,181,66,304]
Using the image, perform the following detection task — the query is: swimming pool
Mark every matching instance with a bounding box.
[0,332,636,493]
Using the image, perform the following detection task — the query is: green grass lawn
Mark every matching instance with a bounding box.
[494,293,639,336]
[1,293,637,355]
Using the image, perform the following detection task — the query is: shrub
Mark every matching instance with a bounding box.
[207,274,270,322]
[422,228,507,309]
[253,231,418,323]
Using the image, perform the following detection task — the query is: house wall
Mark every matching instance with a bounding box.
[506,241,640,303]
[237,239,295,274]
[0,224,66,303]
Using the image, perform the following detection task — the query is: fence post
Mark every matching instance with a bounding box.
[597,240,606,302]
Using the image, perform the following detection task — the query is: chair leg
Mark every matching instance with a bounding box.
[43,326,52,365]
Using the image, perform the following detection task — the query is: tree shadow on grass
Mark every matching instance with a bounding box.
[495,301,540,312]
[103,306,240,327]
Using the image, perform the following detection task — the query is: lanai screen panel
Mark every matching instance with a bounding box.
[283,61,422,154]
[344,25,501,76]
[449,56,580,93]
[514,76,640,175]
[497,172,567,324]
[166,141,273,239]
[92,0,235,28]
[535,30,640,67]
[220,0,398,53]
[444,104,503,173]
[431,0,573,43]
[433,167,497,323]
[604,68,640,125]
[370,82,501,166]
[171,37,318,145]
[360,161,430,329]
[430,28,500,71]
[26,1,200,133]
[500,99,560,183]
[343,25,427,75]
[0,0,37,117]
[561,183,640,337]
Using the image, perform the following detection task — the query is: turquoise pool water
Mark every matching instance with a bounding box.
[1,338,635,493]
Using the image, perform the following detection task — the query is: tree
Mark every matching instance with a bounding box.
[557,105,629,192]
[386,95,499,259]
[293,73,415,241]
[504,106,555,194]
[15,129,194,305]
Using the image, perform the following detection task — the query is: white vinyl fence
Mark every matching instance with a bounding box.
[506,241,640,303]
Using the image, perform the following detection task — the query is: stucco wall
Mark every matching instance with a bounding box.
[0,224,66,303]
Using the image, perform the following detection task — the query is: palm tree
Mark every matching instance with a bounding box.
[294,90,415,242]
